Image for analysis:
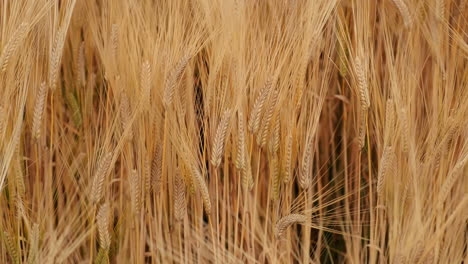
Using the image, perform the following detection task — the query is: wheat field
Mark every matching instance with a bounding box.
[0,0,467,263]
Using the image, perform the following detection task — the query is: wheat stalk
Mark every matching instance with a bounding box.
[211,109,231,167]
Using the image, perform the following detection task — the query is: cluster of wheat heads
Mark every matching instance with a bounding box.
[0,0,467,263]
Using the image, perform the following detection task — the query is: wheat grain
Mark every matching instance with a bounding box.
[32,82,47,140]
[275,214,307,238]
[90,152,113,204]
[211,109,231,167]
[97,202,111,249]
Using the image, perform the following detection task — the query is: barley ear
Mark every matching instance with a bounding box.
[97,202,111,250]
[275,214,307,238]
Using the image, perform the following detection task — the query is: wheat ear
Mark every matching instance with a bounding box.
[377,146,394,198]
[391,0,412,27]
[27,223,39,264]
[120,93,132,140]
[141,61,151,109]
[275,214,308,238]
[248,78,273,133]
[2,231,19,263]
[192,166,211,215]
[97,202,111,249]
[258,89,279,147]
[110,24,118,57]
[0,22,29,72]
[151,146,162,194]
[283,131,293,183]
[90,152,113,204]
[76,41,86,86]
[50,26,67,91]
[211,109,232,167]
[271,155,280,201]
[164,55,190,108]
[130,169,141,215]
[438,154,468,207]
[400,108,409,153]
[236,111,247,170]
[174,168,186,222]
[300,138,313,189]
[32,82,47,140]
